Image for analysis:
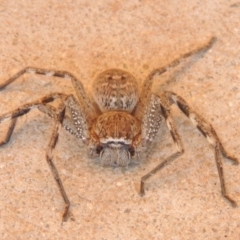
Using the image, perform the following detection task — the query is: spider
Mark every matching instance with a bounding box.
[0,37,238,222]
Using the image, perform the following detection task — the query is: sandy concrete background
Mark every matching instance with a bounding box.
[0,0,240,239]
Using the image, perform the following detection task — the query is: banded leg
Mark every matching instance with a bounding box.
[39,104,80,139]
[0,93,67,144]
[140,94,184,196]
[0,92,90,221]
[165,91,238,207]
[135,37,216,119]
[45,106,72,222]
[38,95,90,142]
[38,96,91,221]
[0,93,72,221]
[0,67,97,122]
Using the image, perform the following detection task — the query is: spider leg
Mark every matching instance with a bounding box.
[38,104,60,119]
[39,95,91,221]
[0,93,90,221]
[0,93,75,221]
[140,94,184,196]
[45,106,72,222]
[39,105,79,139]
[64,95,90,142]
[0,67,97,121]
[0,93,67,125]
[135,37,216,119]
[165,91,238,207]
[39,104,79,138]
[39,100,80,222]
[38,95,90,142]
[0,118,17,146]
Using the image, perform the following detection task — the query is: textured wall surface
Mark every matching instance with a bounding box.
[0,1,240,239]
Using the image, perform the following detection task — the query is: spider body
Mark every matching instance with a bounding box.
[0,37,238,222]
[89,69,143,167]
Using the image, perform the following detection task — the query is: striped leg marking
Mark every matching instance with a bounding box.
[0,93,72,221]
[165,91,238,207]
[0,93,67,123]
[45,106,72,222]
[39,105,81,140]
[140,95,184,196]
[135,37,216,120]
[0,67,97,121]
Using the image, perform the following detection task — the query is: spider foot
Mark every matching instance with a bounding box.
[62,205,71,223]
[229,157,239,166]
[139,181,146,197]
[220,147,239,165]
[224,195,238,208]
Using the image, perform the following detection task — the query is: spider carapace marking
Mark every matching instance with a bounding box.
[0,37,238,222]
[90,111,141,167]
[93,69,139,113]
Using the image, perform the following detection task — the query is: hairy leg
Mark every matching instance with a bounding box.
[135,37,216,119]
[165,91,238,206]
[140,94,184,196]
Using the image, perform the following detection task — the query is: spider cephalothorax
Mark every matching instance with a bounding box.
[0,36,238,222]
[90,110,142,167]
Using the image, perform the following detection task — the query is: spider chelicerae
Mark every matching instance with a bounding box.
[0,37,238,222]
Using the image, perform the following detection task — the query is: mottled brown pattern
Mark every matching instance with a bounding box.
[92,111,141,143]
[92,69,139,113]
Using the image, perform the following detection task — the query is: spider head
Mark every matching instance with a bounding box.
[90,111,141,167]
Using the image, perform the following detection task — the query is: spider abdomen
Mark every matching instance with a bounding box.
[92,69,139,113]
